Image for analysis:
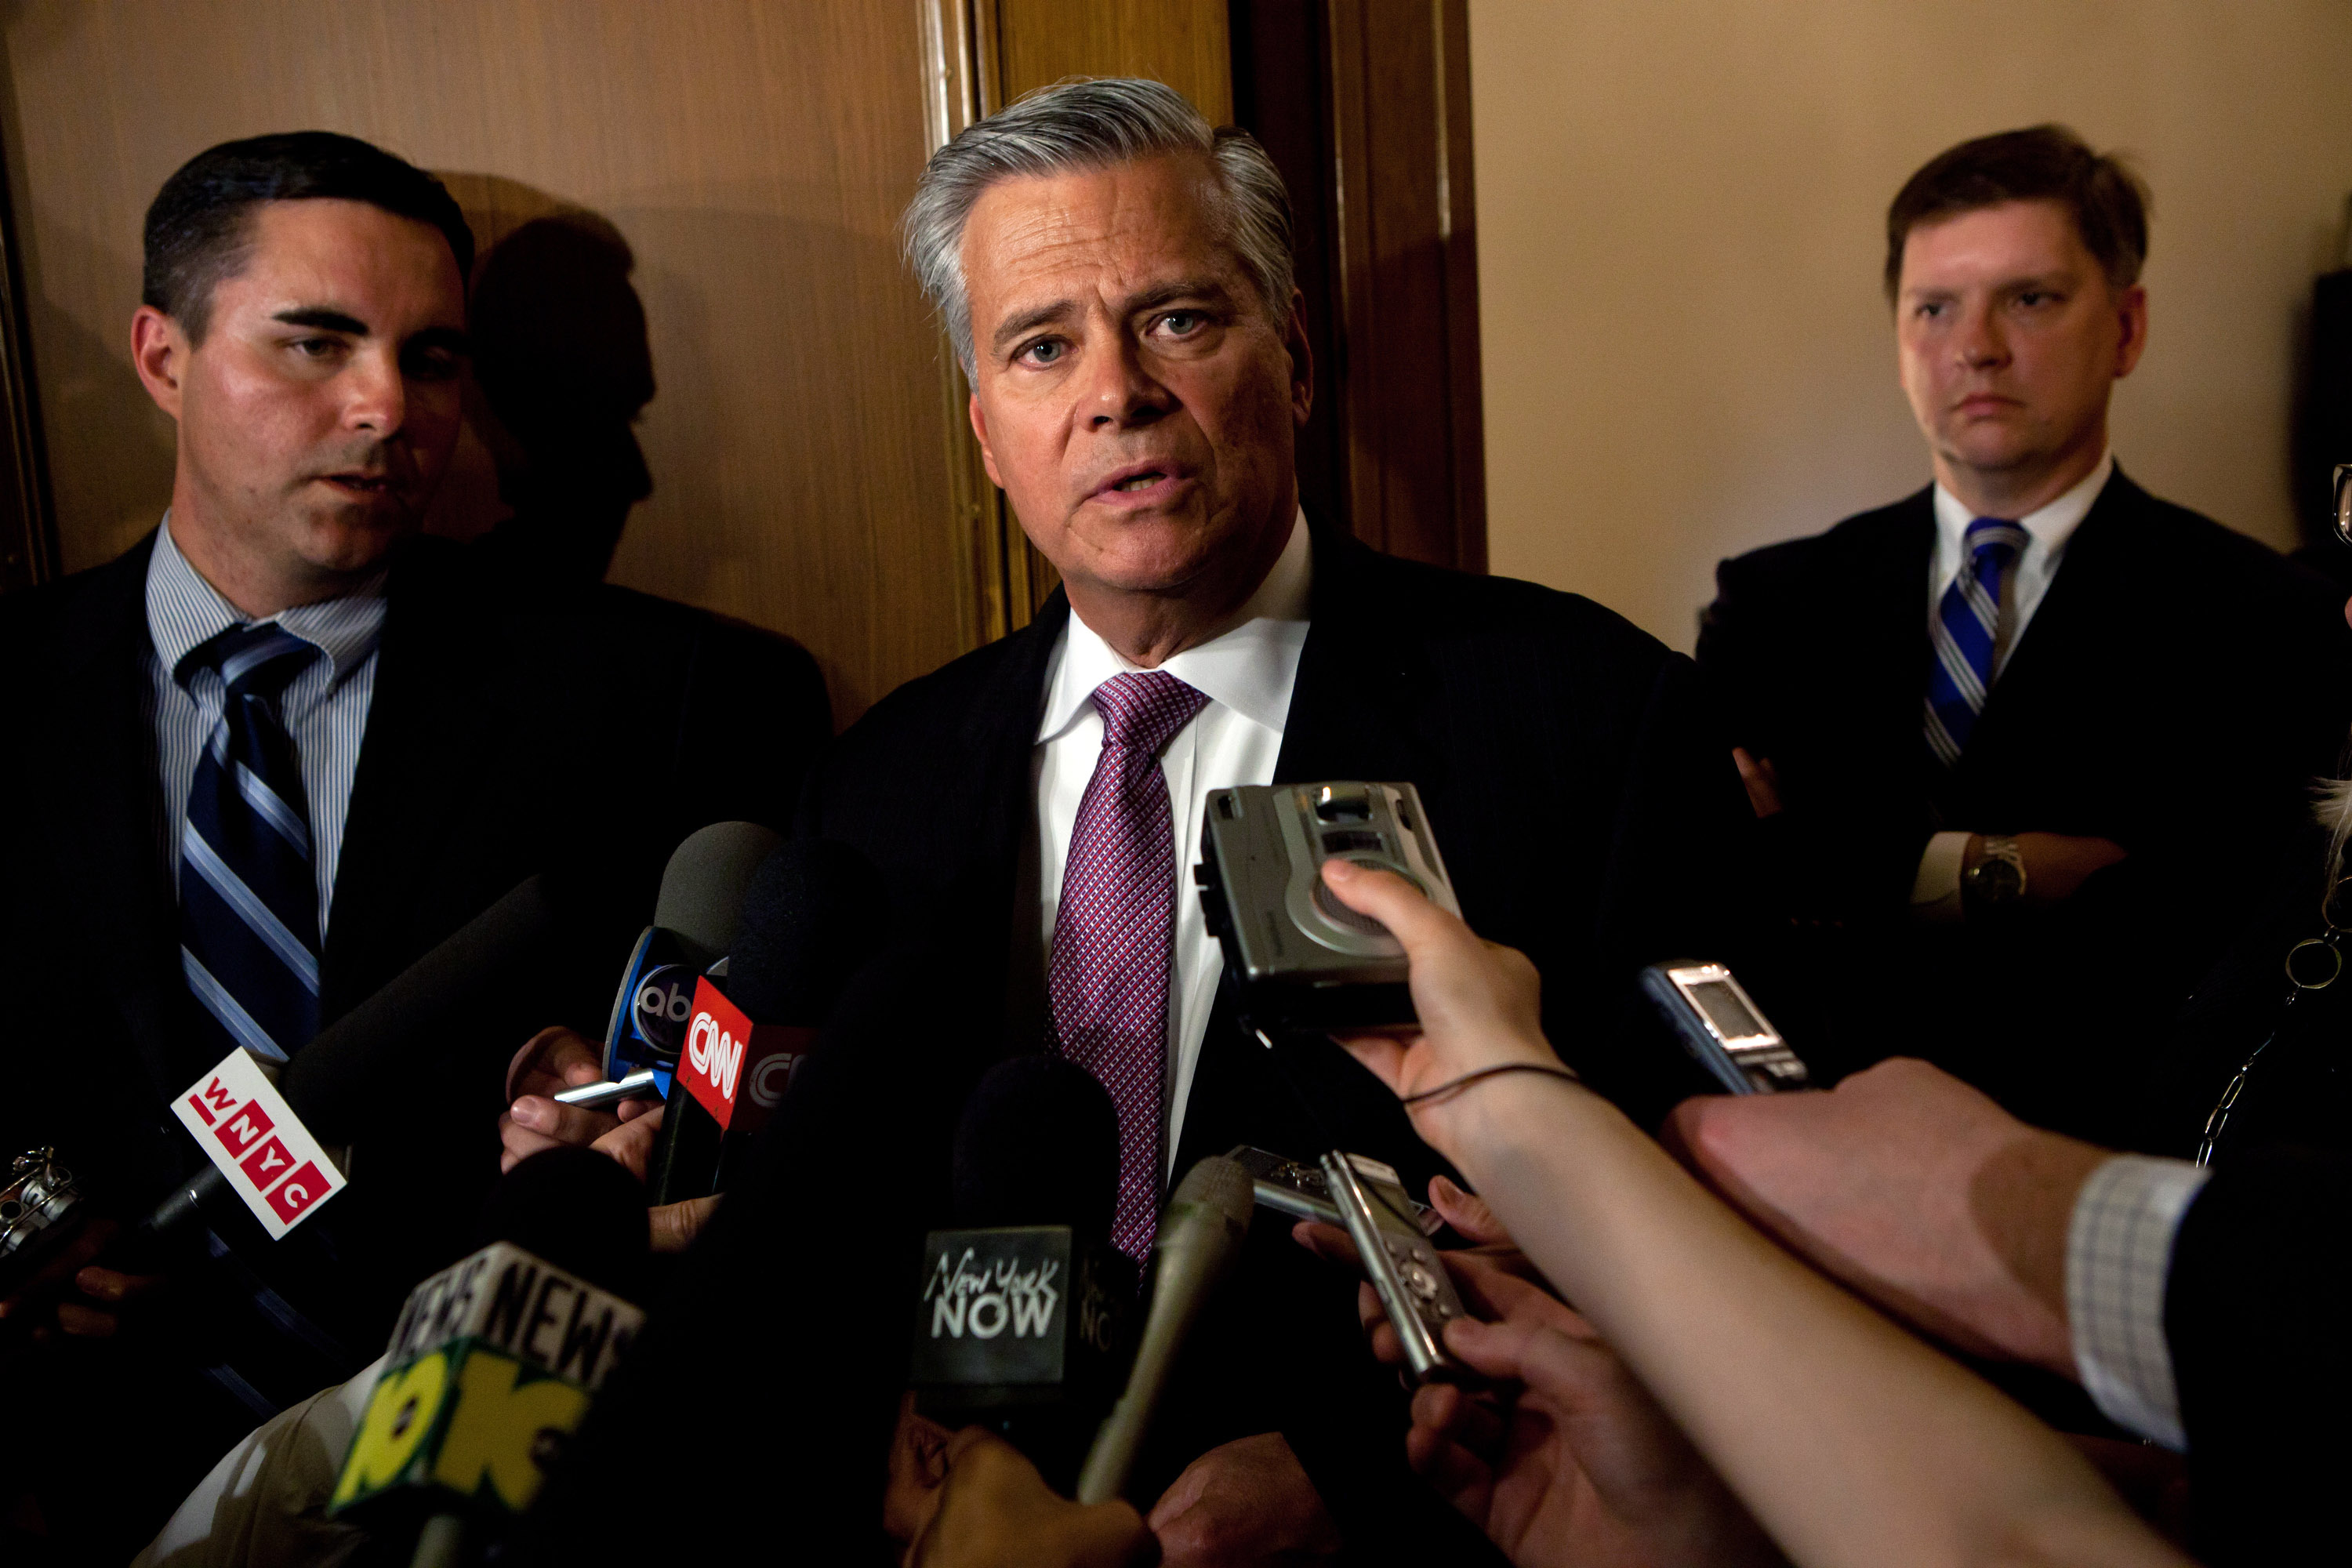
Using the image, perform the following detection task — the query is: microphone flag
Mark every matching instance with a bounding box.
[329,1240,644,1526]
[172,1047,347,1240]
[678,975,811,1136]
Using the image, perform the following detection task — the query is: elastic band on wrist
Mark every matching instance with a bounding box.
[1400,1061,1580,1107]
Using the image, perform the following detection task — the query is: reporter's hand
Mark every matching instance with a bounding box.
[1145,1432,1339,1567]
[1414,1263,1780,1568]
[0,1218,164,1341]
[1732,749,1783,819]
[885,1393,957,1546]
[907,1427,1157,1568]
[1663,1058,2103,1377]
[1316,859,1563,1155]
[1294,1174,1548,1363]
[500,1025,658,1171]
[649,1195,718,1254]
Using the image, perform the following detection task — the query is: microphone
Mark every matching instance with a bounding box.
[129,872,583,1259]
[593,820,783,1091]
[909,1054,1135,1493]
[1075,1155,1254,1506]
[328,1148,649,1565]
[140,824,775,1258]
[650,838,885,1203]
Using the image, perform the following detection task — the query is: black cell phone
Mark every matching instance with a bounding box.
[1639,960,1810,1094]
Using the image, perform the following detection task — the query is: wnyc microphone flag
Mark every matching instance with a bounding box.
[171,1048,347,1240]
[677,975,809,1138]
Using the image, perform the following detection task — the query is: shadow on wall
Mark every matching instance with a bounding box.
[20,212,174,569]
[432,173,655,588]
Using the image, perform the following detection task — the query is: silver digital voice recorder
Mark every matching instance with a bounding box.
[1319,1151,1468,1385]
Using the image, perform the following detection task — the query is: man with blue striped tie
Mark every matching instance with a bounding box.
[0,133,826,1559]
[1699,126,2352,1144]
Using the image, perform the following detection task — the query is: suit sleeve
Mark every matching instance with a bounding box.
[2165,1142,2352,1566]
[1697,551,1938,920]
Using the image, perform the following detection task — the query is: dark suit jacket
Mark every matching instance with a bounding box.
[2166,1142,2352,1566]
[778,524,1751,1555]
[1697,470,2352,1139]
[0,530,828,1555]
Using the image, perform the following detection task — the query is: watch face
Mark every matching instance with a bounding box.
[1973,856,2026,902]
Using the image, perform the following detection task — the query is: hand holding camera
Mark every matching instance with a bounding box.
[1313,857,1572,1154]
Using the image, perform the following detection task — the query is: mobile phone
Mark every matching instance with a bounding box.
[1226,1145,1442,1236]
[1639,960,1809,1094]
[1319,1151,1468,1385]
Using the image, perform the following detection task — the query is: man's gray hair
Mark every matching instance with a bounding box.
[903,77,1295,376]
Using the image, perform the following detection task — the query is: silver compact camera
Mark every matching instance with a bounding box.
[1195,782,1461,1034]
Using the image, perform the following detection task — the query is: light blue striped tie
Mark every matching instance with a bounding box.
[1924,517,2031,768]
[177,625,322,1062]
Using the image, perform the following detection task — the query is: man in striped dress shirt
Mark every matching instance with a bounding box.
[0,133,825,1557]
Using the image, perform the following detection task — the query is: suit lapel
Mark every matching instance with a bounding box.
[316,548,512,1021]
[959,596,1069,1048]
[51,534,199,1100]
[1832,491,1941,815]
[1976,468,2138,720]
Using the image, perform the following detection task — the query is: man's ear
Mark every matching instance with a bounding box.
[1284,289,1313,430]
[969,390,1005,490]
[2111,281,2150,380]
[131,305,189,420]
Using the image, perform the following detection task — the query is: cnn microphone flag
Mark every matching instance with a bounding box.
[679,976,811,1134]
[173,1048,347,1239]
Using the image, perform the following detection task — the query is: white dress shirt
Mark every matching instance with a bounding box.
[2066,1152,2209,1450]
[143,515,387,941]
[1032,511,1312,1170]
[1910,452,2115,915]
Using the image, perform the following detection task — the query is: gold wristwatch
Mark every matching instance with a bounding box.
[1965,833,2027,909]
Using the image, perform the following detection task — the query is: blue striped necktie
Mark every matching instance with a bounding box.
[177,624,323,1062]
[1924,517,2031,767]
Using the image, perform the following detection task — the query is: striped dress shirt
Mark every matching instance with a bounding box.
[143,518,387,941]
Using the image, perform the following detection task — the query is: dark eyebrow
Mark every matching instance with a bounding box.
[992,300,1074,358]
[1126,278,1232,315]
[271,307,368,335]
[988,277,1237,358]
[270,308,470,357]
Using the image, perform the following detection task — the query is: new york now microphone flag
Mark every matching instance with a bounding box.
[173,1047,347,1239]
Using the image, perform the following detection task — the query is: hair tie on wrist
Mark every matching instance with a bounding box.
[1400,1061,1580,1107]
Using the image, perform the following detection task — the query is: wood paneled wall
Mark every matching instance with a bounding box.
[1,1,971,723]
[0,2,1486,701]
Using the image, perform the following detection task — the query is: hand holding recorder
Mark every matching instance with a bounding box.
[1312,858,2189,1568]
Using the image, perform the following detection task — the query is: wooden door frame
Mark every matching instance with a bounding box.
[0,122,56,594]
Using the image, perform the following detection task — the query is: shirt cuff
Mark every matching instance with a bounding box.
[1907,830,1972,922]
[2066,1154,2210,1450]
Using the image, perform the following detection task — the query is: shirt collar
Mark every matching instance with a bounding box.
[1933,448,2114,563]
[1037,507,1313,744]
[147,511,390,691]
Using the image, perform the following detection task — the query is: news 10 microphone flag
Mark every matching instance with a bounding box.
[328,1242,644,1529]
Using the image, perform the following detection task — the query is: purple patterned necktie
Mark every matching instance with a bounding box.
[1049,670,1212,1260]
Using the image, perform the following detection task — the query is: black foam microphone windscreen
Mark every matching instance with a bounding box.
[724,838,891,1023]
[474,1145,653,1306]
[952,1053,1121,1240]
[651,838,885,1203]
[652,821,783,968]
